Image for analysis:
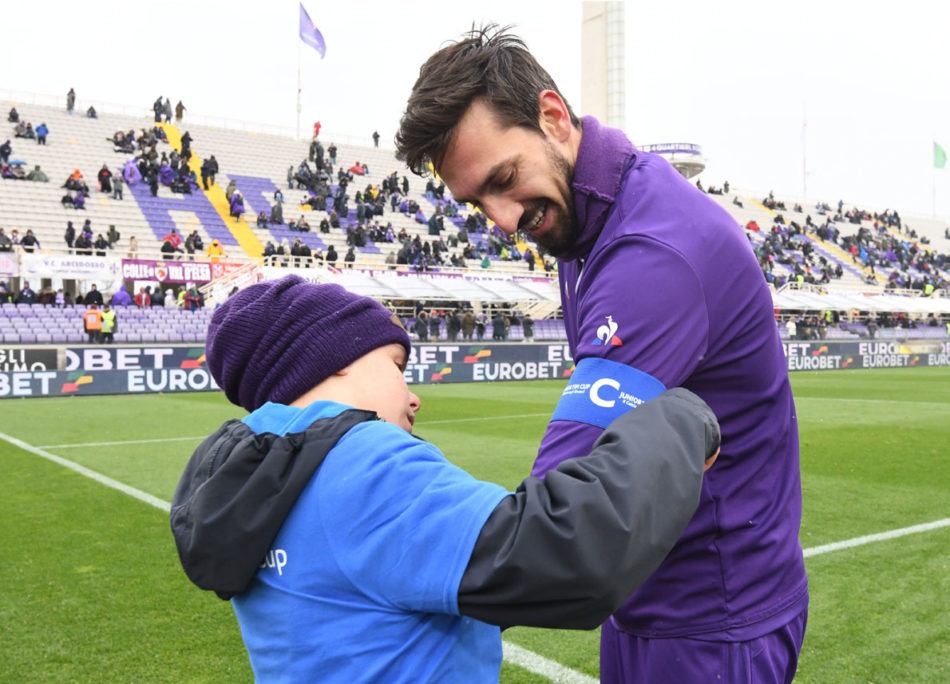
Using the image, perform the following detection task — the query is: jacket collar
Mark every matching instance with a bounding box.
[561,116,637,262]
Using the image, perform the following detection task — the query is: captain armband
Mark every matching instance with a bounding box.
[550,357,666,429]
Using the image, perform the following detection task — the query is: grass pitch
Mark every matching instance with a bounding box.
[1,367,948,682]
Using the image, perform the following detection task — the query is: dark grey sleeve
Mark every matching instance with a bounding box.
[457,387,719,630]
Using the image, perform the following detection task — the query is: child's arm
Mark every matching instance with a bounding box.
[457,387,719,629]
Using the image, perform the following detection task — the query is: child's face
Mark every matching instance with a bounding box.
[347,343,420,433]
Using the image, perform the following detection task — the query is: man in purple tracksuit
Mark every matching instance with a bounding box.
[397,26,807,682]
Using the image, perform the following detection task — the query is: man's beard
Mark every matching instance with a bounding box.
[517,142,578,258]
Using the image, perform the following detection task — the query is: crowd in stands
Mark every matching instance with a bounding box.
[695,184,949,294]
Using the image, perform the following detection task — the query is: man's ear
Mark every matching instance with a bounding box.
[538,90,573,143]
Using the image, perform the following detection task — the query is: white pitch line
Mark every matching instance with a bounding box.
[37,436,207,449]
[0,430,593,682]
[502,642,597,684]
[803,518,950,557]
[5,430,949,684]
[0,431,170,513]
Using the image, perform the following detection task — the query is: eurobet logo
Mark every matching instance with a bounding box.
[430,365,453,381]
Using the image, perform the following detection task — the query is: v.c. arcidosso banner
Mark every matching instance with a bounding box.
[20,253,121,281]
[1,340,949,399]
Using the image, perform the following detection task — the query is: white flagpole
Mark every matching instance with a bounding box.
[802,101,808,208]
[296,38,302,143]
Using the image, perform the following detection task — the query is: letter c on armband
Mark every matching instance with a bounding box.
[551,357,666,429]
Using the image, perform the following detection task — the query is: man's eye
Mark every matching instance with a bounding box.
[497,173,515,190]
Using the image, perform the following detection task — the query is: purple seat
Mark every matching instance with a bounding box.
[18,332,37,344]
[2,331,19,344]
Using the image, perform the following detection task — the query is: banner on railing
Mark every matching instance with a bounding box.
[0,252,18,278]
[20,253,120,280]
[121,259,244,284]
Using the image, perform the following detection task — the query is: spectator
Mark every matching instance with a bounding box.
[200,157,214,190]
[85,284,104,306]
[492,311,507,340]
[83,303,103,343]
[175,100,186,122]
[127,236,139,259]
[16,280,38,303]
[325,244,338,267]
[26,165,49,182]
[64,222,76,250]
[230,192,245,222]
[0,228,11,252]
[35,122,48,145]
[86,105,98,119]
[100,304,116,343]
[107,224,120,248]
[522,314,534,342]
[19,229,40,253]
[111,286,132,307]
[73,230,93,255]
[206,239,227,263]
[344,246,356,268]
[94,234,110,256]
[270,201,284,225]
[134,287,150,308]
[162,229,184,258]
[183,284,202,312]
[7,107,18,123]
[414,310,428,341]
[446,309,461,341]
[0,139,10,165]
[66,88,76,114]
[98,165,113,194]
[372,130,380,148]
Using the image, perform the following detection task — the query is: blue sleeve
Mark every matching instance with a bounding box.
[318,421,509,615]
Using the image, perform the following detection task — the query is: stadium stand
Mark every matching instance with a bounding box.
[1,94,948,345]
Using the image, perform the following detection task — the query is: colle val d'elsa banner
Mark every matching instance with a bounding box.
[2,340,950,399]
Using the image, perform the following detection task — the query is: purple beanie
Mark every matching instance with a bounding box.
[205,275,410,412]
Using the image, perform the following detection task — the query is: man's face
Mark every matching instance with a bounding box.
[438,99,578,257]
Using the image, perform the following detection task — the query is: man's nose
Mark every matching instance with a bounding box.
[481,198,522,235]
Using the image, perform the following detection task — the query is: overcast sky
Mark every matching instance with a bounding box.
[4,0,948,222]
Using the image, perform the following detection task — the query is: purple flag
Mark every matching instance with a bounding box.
[299,3,326,58]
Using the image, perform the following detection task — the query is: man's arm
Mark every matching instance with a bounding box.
[458,387,719,629]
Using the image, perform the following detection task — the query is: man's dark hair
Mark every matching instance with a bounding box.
[395,24,579,176]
